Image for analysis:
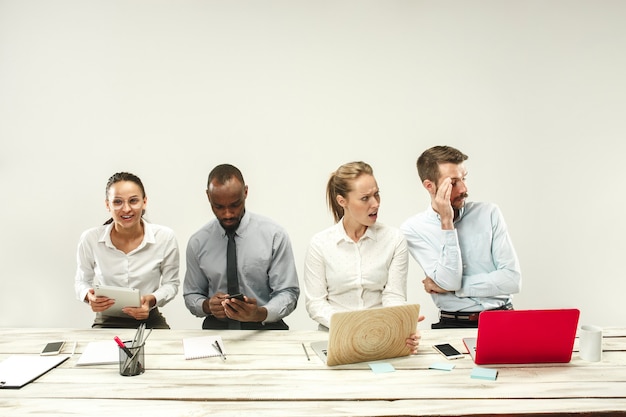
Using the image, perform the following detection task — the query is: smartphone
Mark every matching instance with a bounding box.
[228,293,245,301]
[433,343,464,360]
[40,341,65,356]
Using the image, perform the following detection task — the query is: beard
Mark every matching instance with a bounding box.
[219,219,240,232]
[218,209,245,232]
[451,192,469,209]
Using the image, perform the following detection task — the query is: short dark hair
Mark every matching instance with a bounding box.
[207,164,245,188]
[417,146,468,183]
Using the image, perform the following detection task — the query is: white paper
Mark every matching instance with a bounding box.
[76,340,119,366]
[0,355,68,388]
[182,335,224,360]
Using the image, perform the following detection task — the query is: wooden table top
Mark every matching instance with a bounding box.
[1,327,625,416]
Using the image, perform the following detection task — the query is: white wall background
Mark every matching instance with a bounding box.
[1,0,625,330]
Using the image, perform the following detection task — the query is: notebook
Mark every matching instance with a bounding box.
[311,304,421,366]
[182,336,225,360]
[462,308,580,365]
[0,355,69,389]
[76,340,119,366]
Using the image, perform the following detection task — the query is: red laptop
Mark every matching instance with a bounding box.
[462,309,580,365]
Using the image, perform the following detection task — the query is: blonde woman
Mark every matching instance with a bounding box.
[303,161,422,353]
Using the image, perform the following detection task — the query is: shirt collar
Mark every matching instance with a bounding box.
[143,221,156,243]
[98,220,153,249]
[220,211,250,238]
[332,218,378,243]
[99,223,114,246]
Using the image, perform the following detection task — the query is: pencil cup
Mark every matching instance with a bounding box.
[119,341,145,376]
[579,325,602,362]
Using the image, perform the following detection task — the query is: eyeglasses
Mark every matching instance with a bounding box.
[109,197,144,209]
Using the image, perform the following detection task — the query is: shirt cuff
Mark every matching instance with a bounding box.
[263,306,279,324]
[443,229,458,245]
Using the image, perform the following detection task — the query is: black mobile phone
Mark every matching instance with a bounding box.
[229,293,245,301]
[433,343,464,360]
[40,341,65,356]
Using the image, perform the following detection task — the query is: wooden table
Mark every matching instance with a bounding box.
[1,327,625,416]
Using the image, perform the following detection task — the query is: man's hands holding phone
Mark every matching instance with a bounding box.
[205,292,268,323]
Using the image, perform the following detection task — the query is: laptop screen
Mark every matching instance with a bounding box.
[463,309,580,365]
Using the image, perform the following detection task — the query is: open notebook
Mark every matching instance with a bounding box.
[311,304,421,366]
[0,355,69,389]
[182,336,225,360]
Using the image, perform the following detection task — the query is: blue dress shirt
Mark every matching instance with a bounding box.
[401,201,521,312]
[183,212,300,324]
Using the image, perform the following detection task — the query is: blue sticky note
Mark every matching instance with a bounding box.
[429,362,456,371]
[368,362,395,373]
[471,366,498,381]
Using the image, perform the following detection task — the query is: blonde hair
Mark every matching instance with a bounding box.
[326,161,374,223]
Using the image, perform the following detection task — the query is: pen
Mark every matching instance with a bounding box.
[114,336,134,358]
[133,323,145,349]
[141,328,153,345]
[302,343,310,361]
[115,336,144,373]
[212,341,226,361]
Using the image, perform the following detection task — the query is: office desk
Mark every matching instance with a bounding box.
[1,327,625,416]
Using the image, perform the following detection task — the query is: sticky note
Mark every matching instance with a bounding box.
[368,362,395,373]
[429,362,455,371]
[470,366,498,381]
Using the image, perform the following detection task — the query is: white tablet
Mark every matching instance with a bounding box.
[94,285,141,317]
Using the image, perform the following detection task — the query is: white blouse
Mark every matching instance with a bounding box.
[74,221,180,308]
[303,219,408,329]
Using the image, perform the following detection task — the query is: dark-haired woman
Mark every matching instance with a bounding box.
[74,172,179,329]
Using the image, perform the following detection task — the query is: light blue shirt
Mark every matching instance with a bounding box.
[401,201,521,312]
[183,212,300,323]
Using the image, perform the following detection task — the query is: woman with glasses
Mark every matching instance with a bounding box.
[74,172,180,329]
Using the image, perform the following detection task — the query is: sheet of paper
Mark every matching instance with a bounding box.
[76,340,119,366]
[182,336,224,360]
[0,355,68,388]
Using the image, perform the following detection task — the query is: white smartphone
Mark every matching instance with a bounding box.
[433,343,464,360]
[40,341,65,356]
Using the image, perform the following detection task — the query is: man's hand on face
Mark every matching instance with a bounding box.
[430,177,454,230]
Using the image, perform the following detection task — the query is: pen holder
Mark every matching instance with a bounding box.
[118,341,145,377]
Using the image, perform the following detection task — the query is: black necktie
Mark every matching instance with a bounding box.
[226,231,241,329]
[226,231,239,295]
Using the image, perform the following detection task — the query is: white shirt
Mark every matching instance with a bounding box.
[74,221,180,307]
[401,201,521,312]
[303,220,408,329]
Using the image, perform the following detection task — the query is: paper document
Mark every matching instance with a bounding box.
[76,340,119,366]
[0,355,68,389]
[183,336,225,360]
